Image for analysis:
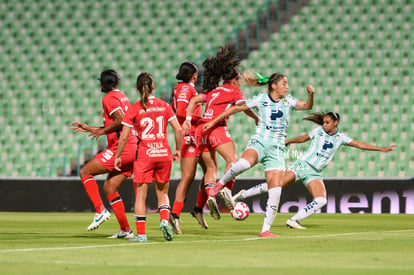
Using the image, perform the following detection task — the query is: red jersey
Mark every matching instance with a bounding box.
[101,90,138,148]
[122,96,176,162]
[171,82,202,126]
[201,83,246,125]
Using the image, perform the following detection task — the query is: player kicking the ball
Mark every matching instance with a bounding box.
[232,112,395,229]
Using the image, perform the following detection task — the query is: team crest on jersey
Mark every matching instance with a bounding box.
[181,86,189,91]
[178,92,187,98]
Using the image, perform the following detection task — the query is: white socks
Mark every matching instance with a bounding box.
[219,158,251,185]
[290,197,327,221]
[241,182,268,199]
[261,187,282,233]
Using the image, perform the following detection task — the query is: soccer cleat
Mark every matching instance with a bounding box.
[209,182,224,197]
[160,219,174,241]
[129,234,147,243]
[190,208,208,229]
[87,209,111,231]
[218,187,235,210]
[259,231,280,238]
[107,229,134,239]
[232,189,246,202]
[206,196,221,220]
[286,218,306,229]
[169,214,182,235]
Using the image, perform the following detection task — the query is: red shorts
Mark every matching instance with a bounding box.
[195,123,233,152]
[181,134,199,158]
[133,160,172,184]
[96,143,137,177]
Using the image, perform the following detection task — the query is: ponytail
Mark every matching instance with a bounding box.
[303,112,340,125]
[243,71,286,93]
[136,72,154,110]
[202,46,240,91]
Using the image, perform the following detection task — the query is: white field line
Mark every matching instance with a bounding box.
[1,229,413,253]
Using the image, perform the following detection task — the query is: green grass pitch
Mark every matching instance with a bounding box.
[0,212,413,274]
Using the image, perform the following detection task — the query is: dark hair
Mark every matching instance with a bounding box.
[99,69,120,93]
[136,72,154,110]
[303,112,341,125]
[176,61,198,83]
[243,72,286,93]
[202,46,240,91]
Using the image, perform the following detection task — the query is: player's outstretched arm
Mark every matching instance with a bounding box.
[70,122,90,133]
[88,109,124,141]
[203,104,249,131]
[348,140,396,152]
[286,133,310,146]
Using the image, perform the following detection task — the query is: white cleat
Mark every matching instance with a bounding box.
[107,229,134,239]
[218,187,235,210]
[286,218,306,229]
[232,189,246,202]
[87,209,111,231]
[206,196,221,220]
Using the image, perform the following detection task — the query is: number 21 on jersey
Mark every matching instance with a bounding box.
[141,116,165,140]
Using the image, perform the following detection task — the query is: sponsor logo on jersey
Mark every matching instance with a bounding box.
[146,148,169,158]
[102,149,114,161]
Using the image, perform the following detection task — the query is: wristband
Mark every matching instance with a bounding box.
[185,116,192,121]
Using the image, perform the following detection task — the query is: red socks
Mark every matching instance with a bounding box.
[172,201,184,218]
[195,189,208,208]
[134,215,146,235]
[81,175,104,213]
[159,204,170,221]
[107,192,130,232]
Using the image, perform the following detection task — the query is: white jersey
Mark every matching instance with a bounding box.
[246,93,298,146]
[300,126,353,171]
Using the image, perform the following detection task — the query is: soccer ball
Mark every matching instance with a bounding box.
[230,202,250,221]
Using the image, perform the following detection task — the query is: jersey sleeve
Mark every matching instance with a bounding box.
[122,104,136,128]
[308,126,320,139]
[340,133,353,145]
[174,85,192,117]
[234,90,247,105]
[286,94,299,110]
[246,94,261,109]
[165,103,177,122]
[103,93,123,116]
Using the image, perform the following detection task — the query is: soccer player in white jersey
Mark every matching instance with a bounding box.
[203,72,315,238]
[232,112,395,229]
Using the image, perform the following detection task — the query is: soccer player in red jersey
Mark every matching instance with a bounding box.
[169,61,209,234]
[183,47,258,220]
[115,72,182,242]
[70,69,137,238]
